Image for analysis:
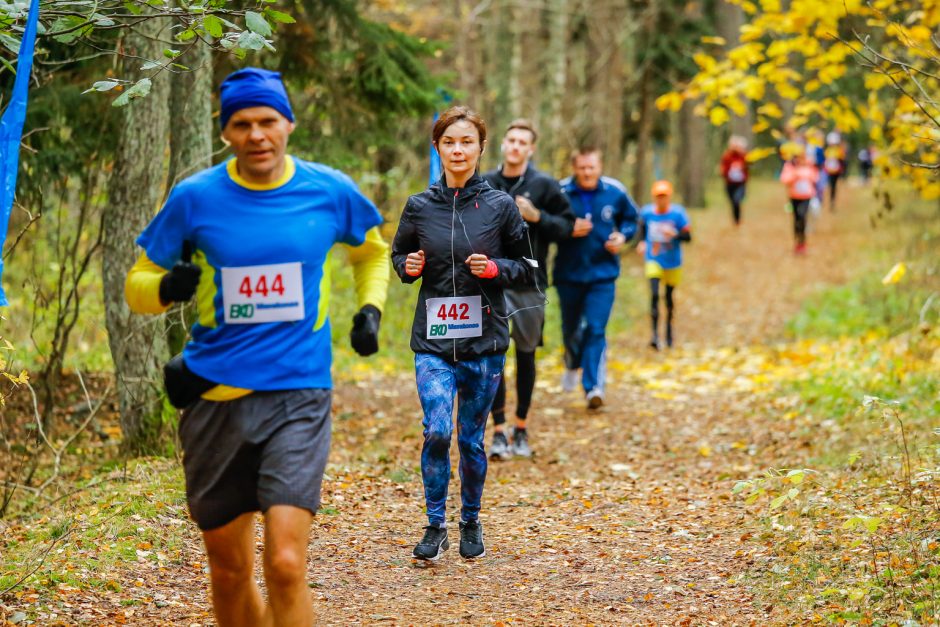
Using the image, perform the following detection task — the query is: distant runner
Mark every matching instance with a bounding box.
[392,106,535,561]
[483,119,574,460]
[556,148,638,409]
[637,181,691,349]
[719,135,749,226]
[824,131,846,211]
[780,148,820,254]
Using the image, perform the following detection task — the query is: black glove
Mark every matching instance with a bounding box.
[159,240,201,305]
[350,304,381,356]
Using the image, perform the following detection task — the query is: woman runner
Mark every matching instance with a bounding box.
[780,148,820,254]
[719,136,749,226]
[392,106,535,560]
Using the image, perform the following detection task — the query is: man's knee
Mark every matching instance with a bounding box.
[206,545,254,588]
[264,545,307,590]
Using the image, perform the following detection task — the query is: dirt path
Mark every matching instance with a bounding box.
[296,181,876,626]
[1,180,880,626]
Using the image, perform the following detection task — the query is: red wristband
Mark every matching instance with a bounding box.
[480,259,499,279]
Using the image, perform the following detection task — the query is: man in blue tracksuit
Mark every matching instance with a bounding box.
[555,148,638,409]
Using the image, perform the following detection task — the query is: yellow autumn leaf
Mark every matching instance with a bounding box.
[746,147,778,162]
[757,103,784,118]
[752,118,771,133]
[655,92,684,113]
[693,52,717,72]
[709,107,730,126]
[881,262,907,285]
[698,445,713,458]
[701,35,727,45]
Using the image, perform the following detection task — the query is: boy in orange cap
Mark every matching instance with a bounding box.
[637,181,691,349]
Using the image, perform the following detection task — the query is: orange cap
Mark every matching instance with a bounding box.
[651,180,673,197]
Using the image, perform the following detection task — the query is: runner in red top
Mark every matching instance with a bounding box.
[719,136,748,226]
[779,149,820,255]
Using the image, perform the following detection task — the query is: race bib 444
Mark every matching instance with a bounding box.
[221,262,304,324]
[426,296,483,339]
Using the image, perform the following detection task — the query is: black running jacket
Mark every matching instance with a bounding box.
[392,174,536,361]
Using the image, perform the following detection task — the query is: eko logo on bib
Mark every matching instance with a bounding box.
[426,296,483,339]
[221,262,305,324]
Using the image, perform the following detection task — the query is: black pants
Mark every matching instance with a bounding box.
[491,350,536,426]
[828,173,840,206]
[791,199,810,245]
[726,182,746,224]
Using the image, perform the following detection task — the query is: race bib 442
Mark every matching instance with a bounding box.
[426,296,483,339]
[221,262,304,324]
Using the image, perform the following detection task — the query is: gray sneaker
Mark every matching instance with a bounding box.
[489,431,511,461]
[511,429,532,458]
[561,369,579,392]
[586,387,604,410]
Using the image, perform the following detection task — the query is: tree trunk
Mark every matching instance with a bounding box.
[103,21,172,456]
[167,44,213,190]
[677,0,707,207]
[716,0,753,142]
[165,44,213,356]
[677,99,707,207]
[633,63,654,201]
[542,0,568,171]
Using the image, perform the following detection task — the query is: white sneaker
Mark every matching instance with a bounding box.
[561,369,579,393]
[586,387,604,409]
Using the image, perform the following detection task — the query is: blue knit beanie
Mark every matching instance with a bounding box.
[219,68,294,129]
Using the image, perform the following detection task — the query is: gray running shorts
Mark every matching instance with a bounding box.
[505,288,546,353]
[178,389,332,531]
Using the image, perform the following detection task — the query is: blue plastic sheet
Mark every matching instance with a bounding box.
[0,0,40,306]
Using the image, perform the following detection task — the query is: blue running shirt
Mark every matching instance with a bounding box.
[640,204,690,270]
[137,157,383,390]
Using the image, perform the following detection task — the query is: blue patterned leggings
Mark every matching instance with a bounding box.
[415,353,505,526]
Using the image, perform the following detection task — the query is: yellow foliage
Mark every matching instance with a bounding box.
[709,106,731,126]
[676,0,937,199]
[745,147,778,162]
[758,103,784,118]
[655,92,684,113]
[881,262,907,285]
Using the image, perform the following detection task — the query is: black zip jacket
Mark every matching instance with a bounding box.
[392,174,536,361]
[483,163,575,290]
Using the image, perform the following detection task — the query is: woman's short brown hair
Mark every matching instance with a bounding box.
[432,106,487,146]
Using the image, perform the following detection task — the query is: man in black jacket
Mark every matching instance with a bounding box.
[483,119,575,459]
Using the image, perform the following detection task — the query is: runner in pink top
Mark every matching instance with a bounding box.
[779,150,819,255]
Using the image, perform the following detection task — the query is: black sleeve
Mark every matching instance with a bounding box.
[535,180,576,241]
[636,219,647,247]
[391,200,421,284]
[491,200,536,288]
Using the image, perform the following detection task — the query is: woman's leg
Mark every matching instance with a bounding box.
[415,353,457,526]
[454,354,505,523]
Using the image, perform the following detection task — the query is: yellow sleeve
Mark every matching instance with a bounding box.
[125,252,170,314]
[345,226,390,312]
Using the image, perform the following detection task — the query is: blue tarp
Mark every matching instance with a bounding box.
[0,0,41,306]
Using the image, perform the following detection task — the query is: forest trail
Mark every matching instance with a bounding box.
[1,180,880,626]
[305,180,874,626]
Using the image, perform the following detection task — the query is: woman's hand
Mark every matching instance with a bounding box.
[405,250,425,277]
[466,254,498,278]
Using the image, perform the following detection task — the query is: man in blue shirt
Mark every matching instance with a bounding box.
[555,148,638,408]
[126,68,389,626]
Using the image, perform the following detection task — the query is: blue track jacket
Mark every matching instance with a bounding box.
[554,176,639,284]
